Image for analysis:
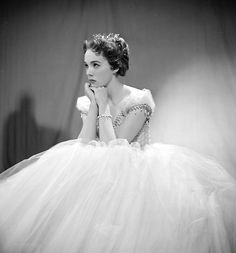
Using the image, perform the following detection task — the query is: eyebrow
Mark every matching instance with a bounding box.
[84,60,101,64]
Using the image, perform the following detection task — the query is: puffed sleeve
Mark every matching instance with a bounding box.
[76,96,91,119]
[138,89,155,112]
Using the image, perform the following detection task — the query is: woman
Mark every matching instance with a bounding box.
[78,33,153,146]
[0,33,235,253]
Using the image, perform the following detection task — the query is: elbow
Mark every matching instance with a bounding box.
[99,133,116,144]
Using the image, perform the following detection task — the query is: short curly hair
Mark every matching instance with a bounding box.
[83,33,129,76]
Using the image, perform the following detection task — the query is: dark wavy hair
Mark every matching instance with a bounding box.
[83,33,129,76]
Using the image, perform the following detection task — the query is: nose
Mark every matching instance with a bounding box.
[86,66,94,77]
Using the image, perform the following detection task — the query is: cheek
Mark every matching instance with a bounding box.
[99,68,113,80]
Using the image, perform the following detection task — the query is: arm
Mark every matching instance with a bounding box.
[98,103,149,144]
[90,86,117,143]
[98,103,116,143]
[114,106,148,142]
[92,87,153,144]
[78,101,98,141]
[77,83,98,142]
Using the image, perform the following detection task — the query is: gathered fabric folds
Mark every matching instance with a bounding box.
[0,138,236,253]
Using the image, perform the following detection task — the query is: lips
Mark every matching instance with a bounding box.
[89,79,96,84]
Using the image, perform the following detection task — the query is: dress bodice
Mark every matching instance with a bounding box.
[76,87,155,146]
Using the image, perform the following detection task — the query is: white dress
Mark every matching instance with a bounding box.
[0,88,236,253]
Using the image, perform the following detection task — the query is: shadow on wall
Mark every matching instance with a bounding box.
[2,93,70,172]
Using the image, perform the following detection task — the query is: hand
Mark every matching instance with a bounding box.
[84,82,96,104]
[90,86,108,107]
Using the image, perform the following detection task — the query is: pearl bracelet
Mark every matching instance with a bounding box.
[97,114,112,120]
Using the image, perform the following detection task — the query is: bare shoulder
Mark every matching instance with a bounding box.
[124,84,142,93]
[123,85,147,97]
[124,85,152,98]
[124,85,155,110]
[125,84,151,93]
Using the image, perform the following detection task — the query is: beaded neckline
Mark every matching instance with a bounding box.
[111,88,149,127]
[108,88,134,122]
[110,88,137,122]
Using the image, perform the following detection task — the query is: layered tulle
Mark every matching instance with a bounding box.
[0,139,235,253]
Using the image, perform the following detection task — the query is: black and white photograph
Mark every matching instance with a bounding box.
[0,0,236,252]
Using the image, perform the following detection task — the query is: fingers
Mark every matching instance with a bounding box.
[85,83,95,93]
[84,83,108,105]
[84,82,90,89]
[84,82,90,92]
[90,86,107,91]
[84,83,96,103]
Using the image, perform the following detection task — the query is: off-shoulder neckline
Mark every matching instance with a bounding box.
[114,86,148,108]
[111,87,150,123]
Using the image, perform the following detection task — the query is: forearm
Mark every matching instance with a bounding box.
[78,102,98,141]
[98,103,116,143]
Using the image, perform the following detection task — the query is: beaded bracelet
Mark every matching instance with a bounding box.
[97,114,112,120]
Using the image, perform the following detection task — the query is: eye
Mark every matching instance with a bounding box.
[84,63,88,68]
[93,63,100,68]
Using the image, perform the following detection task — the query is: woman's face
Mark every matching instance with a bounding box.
[84,49,116,87]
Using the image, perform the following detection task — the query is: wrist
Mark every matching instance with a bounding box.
[98,103,110,114]
[90,102,98,112]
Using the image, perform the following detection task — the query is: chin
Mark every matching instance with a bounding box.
[98,83,107,88]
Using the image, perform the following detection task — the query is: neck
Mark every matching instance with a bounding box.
[107,76,124,105]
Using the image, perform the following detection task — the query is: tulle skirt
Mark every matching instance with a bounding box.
[0,139,235,253]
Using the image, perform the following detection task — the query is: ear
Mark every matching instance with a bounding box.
[112,68,119,74]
